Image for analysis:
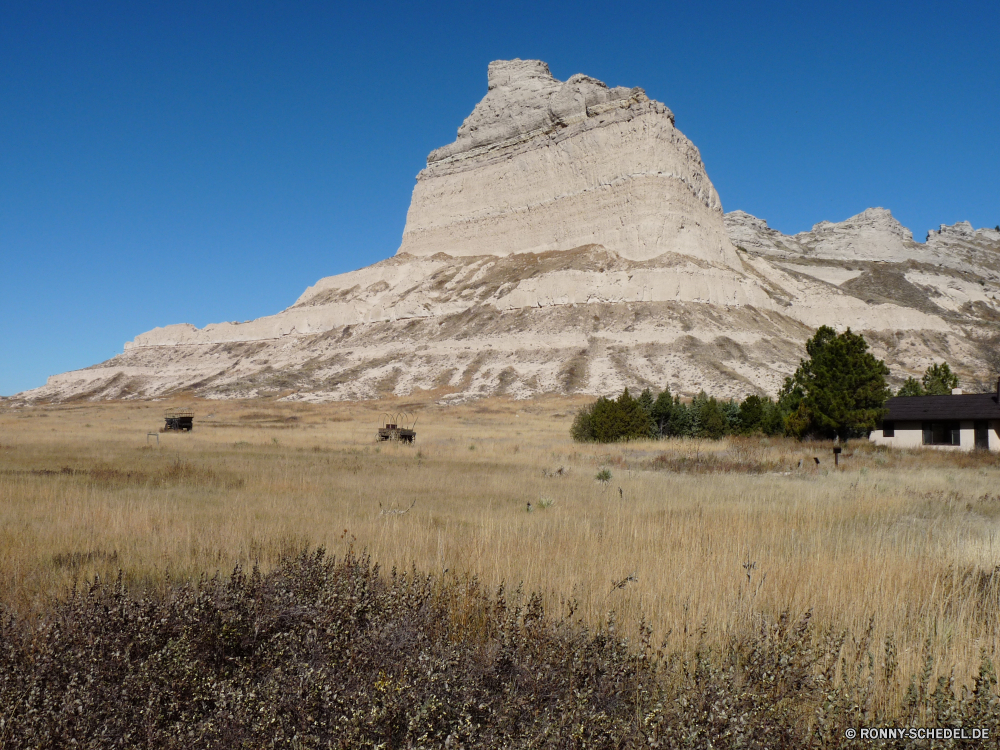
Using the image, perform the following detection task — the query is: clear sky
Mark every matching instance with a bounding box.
[2,0,997,396]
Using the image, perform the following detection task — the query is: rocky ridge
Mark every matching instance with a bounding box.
[15,61,1000,404]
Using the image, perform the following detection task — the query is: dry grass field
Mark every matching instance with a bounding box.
[2,394,999,714]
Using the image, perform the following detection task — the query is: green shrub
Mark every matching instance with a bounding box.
[570,400,596,442]
[571,389,653,443]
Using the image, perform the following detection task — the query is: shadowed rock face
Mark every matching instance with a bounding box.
[399,59,738,268]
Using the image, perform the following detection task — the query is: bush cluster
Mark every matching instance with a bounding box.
[896,362,960,397]
[2,551,998,748]
[571,387,784,443]
[573,326,903,443]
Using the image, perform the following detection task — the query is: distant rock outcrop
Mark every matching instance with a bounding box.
[926,221,1000,249]
[726,207,915,261]
[725,208,1000,276]
[15,61,1000,404]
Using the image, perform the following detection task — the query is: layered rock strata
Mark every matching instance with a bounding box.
[725,208,1000,276]
[399,59,739,268]
[26,234,994,404]
[15,61,1000,404]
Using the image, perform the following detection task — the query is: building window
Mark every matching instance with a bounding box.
[883,421,895,437]
[975,421,989,450]
[922,421,960,446]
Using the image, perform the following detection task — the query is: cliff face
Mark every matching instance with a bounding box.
[15,61,1000,404]
[398,60,738,268]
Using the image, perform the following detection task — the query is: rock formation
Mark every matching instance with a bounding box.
[399,59,739,268]
[14,61,1000,404]
[725,209,1000,274]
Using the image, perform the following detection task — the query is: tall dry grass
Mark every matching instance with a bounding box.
[1,395,998,712]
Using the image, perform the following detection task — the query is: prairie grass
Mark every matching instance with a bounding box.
[1,395,999,718]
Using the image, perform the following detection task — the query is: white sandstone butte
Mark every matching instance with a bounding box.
[399,59,739,268]
[14,60,1000,404]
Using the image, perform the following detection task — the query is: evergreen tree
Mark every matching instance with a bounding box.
[669,396,694,437]
[636,388,655,416]
[587,389,654,442]
[896,377,924,397]
[777,376,804,415]
[787,326,890,440]
[738,395,767,434]
[700,397,727,439]
[617,388,655,439]
[776,377,806,437]
[589,396,624,443]
[688,392,710,437]
[921,362,959,395]
[761,399,786,436]
[650,388,673,437]
[721,399,740,434]
[739,394,788,436]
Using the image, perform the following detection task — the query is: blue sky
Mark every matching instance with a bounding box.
[2,0,997,396]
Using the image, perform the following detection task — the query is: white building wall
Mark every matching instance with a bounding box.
[869,419,1000,452]
[959,420,975,450]
[869,421,923,449]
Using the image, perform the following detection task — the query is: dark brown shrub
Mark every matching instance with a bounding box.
[0,550,997,748]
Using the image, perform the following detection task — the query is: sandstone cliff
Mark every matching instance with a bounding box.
[16,61,1000,404]
[399,59,739,268]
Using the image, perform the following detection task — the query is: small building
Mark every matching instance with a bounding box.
[869,379,1000,451]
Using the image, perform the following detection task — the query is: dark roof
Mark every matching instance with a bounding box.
[885,393,1000,421]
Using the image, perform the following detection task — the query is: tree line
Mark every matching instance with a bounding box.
[570,388,785,442]
[572,326,963,443]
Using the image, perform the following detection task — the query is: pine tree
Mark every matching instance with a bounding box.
[788,326,890,440]
[669,396,694,437]
[650,388,673,437]
[777,377,806,436]
[700,397,727,439]
[896,377,924,397]
[721,399,740,434]
[586,389,654,442]
[636,388,654,416]
[738,395,767,434]
[761,399,786,436]
[921,362,959,395]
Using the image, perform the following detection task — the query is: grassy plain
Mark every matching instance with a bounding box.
[1,395,999,711]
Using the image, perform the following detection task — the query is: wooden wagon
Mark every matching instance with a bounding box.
[377,412,416,443]
[163,411,194,432]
